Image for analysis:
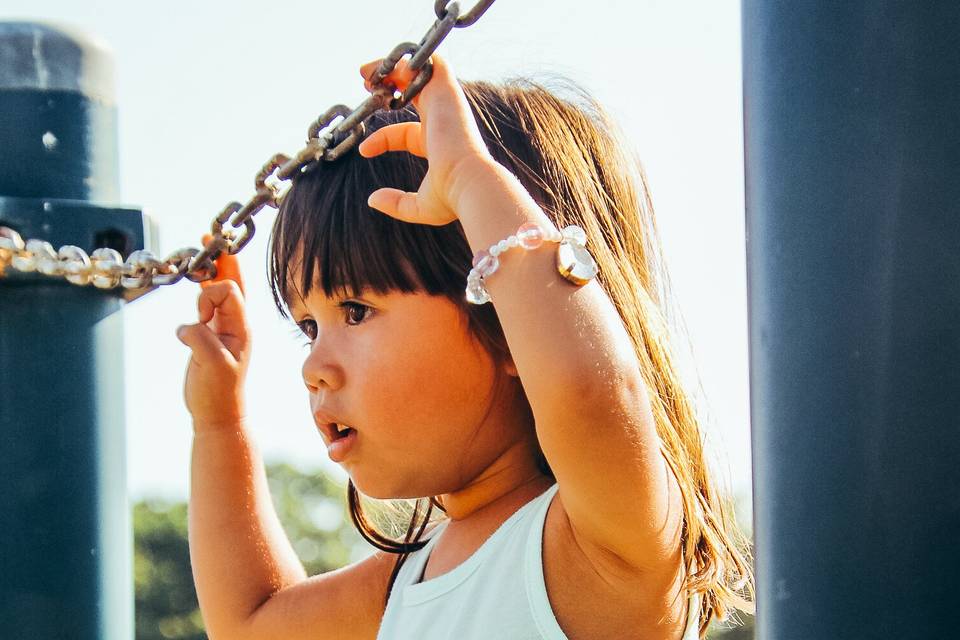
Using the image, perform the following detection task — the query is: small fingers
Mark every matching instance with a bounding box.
[197,280,248,340]
[360,58,381,86]
[360,55,421,98]
[423,52,453,84]
[200,233,246,297]
[176,322,240,367]
[358,122,425,158]
[367,188,422,224]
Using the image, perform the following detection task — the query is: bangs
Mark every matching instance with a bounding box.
[268,108,473,319]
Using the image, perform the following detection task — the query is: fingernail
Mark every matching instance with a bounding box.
[176,325,186,339]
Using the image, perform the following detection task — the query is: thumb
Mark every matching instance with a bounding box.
[176,322,238,366]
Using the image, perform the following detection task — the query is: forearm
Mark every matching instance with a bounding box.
[189,423,308,638]
[452,156,677,571]
[452,157,642,406]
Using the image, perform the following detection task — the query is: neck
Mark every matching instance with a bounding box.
[437,440,553,522]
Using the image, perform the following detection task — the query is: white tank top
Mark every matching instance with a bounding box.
[376,482,701,639]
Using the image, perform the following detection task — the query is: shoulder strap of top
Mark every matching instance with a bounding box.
[386,519,449,599]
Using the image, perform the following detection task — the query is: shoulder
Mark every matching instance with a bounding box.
[244,548,398,640]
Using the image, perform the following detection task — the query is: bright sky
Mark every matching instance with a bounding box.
[5,0,751,519]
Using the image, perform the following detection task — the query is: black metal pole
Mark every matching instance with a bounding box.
[744,3,960,638]
[0,22,151,638]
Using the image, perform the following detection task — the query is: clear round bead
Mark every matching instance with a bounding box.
[507,235,519,247]
[562,225,587,246]
[517,223,544,250]
[471,250,499,278]
[497,239,509,253]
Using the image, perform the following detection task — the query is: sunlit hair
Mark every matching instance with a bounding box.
[268,76,754,636]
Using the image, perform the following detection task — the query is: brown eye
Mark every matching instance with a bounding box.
[296,319,317,342]
[341,302,372,326]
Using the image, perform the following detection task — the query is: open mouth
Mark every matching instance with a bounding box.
[322,422,355,442]
[323,422,358,462]
[333,424,354,440]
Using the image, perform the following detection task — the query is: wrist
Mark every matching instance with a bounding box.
[192,415,250,436]
[447,153,506,214]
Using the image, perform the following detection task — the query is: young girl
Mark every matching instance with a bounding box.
[176,53,754,639]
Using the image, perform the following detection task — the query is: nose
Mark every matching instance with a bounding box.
[301,339,344,392]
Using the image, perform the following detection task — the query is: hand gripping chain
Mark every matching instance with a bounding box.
[0,0,496,291]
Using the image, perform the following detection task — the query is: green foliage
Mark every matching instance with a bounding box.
[133,462,369,640]
[265,462,369,576]
[134,500,204,640]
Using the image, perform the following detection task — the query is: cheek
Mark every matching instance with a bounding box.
[361,323,497,437]
[346,315,507,498]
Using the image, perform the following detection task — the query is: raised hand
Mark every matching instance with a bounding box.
[175,236,250,433]
[357,53,495,226]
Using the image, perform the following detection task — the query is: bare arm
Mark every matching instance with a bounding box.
[176,275,308,636]
[177,263,392,639]
[189,422,395,640]
[189,424,307,638]
[452,159,684,572]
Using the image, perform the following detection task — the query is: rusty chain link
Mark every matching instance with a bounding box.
[0,0,496,291]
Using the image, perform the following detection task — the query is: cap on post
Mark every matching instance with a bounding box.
[0,21,119,201]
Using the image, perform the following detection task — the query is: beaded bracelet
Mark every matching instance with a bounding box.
[465,222,599,304]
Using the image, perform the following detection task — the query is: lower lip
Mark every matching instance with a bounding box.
[327,429,357,462]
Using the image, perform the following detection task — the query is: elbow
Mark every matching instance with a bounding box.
[534,357,648,426]
[574,360,648,416]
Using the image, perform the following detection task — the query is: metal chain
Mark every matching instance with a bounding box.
[0,0,496,291]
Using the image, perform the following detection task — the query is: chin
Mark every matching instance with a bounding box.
[349,472,444,502]
[347,471,402,501]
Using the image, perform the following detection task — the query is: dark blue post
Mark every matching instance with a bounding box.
[0,22,152,638]
[744,3,960,639]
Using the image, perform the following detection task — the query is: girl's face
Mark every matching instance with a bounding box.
[291,283,528,500]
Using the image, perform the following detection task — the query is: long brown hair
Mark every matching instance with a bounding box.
[268,75,754,636]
